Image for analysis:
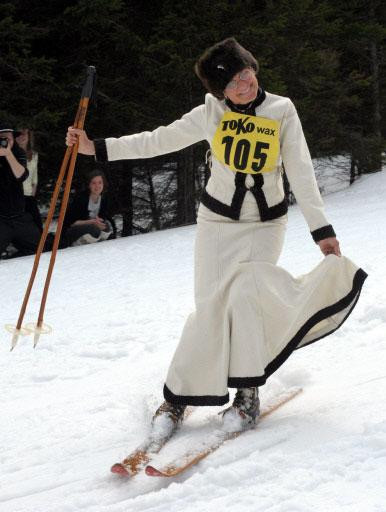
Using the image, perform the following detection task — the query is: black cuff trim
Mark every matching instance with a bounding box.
[312,224,336,243]
[17,168,29,182]
[163,384,229,406]
[228,268,367,388]
[94,138,108,163]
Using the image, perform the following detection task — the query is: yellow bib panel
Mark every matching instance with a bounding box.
[212,112,280,174]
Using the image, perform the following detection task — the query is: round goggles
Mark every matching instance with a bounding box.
[225,68,255,91]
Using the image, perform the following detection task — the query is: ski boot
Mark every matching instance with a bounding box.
[221,387,260,432]
[149,400,186,450]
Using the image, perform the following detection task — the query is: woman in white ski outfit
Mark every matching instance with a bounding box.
[67,38,366,431]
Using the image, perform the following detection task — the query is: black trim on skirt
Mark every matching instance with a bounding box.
[164,384,229,406]
[164,268,367,404]
[200,172,288,222]
[227,268,367,388]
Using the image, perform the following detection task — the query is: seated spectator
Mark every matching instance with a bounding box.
[62,170,117,247]
[16,128,43,232]
[0,121,41,258]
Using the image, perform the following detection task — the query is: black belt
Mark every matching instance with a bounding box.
[200,172,288,221]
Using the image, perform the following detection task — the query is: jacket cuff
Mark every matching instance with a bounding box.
[311,224,336,243]
[94,138,108,162]
[18,168,29,182]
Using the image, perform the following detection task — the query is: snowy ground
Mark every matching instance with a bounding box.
[1,170,386,512]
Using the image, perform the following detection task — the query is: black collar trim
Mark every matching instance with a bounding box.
[225,88,266,115]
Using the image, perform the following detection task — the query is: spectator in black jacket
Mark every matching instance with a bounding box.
[0,122,41,258]
[62,169,116,247]
[16,128,43,232]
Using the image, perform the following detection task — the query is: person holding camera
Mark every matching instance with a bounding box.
[16,128,43,232]
[0,122,41,258]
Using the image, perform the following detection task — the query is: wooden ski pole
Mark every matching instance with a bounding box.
[8,66,96,350]
[6,147,72,349]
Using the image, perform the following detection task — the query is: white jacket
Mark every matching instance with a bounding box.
[95,91,335,241]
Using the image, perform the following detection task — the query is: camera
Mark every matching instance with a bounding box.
[0,137,9,148]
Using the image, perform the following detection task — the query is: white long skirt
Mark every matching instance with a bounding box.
[164,202,367,406]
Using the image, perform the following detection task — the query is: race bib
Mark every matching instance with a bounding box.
[212,112,280,174]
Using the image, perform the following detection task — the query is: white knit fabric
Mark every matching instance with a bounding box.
[105,92,330,232]
[164,203,364,401]
[102,91,366,403]
[88,195,101,219]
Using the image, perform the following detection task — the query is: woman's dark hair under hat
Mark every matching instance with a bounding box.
[195,37,259,100]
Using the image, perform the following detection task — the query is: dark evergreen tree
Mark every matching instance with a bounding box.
[333,0,386,177]
[1,0,384,236]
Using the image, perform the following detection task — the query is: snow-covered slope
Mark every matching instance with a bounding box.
[1,171,385,512]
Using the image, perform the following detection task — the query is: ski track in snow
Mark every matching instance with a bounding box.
[1,170,386,512]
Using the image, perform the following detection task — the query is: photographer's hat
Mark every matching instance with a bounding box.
[195,37,259,100]
[0,121,21,137]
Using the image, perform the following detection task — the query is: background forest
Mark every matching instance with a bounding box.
[1,0,385,236]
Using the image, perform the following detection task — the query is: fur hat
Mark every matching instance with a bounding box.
[195,37,259,100]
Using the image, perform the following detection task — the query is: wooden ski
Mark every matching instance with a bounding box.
[145,387,302,478]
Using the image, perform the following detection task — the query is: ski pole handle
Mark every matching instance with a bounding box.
[81,65,96,99]
[73,66,96,131]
